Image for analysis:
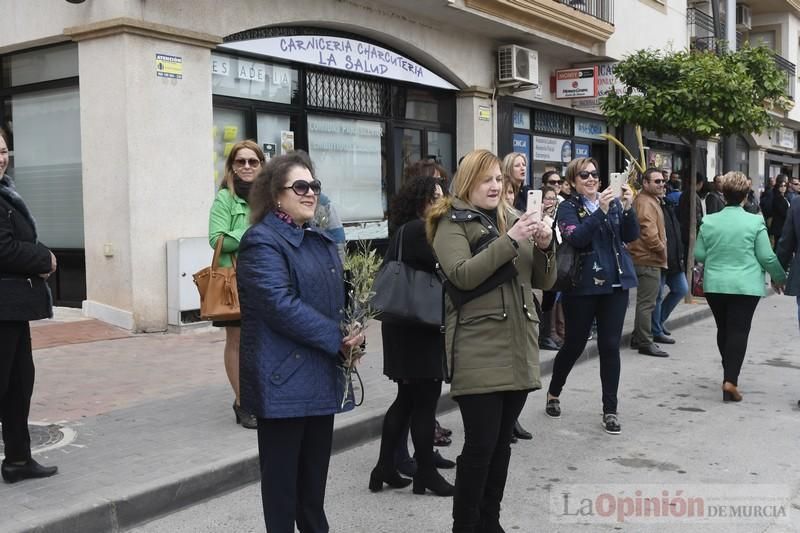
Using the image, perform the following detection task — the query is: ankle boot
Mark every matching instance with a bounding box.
[413,467,454,496]
[368,464,412,492]
[452,456,489,533]
[478,445,511,533]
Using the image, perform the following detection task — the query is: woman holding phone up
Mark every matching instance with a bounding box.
[544,158,639,435]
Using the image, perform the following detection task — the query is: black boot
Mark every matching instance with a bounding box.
[452,456,489,533]
[478,445,512,533]
[413,467,454,496]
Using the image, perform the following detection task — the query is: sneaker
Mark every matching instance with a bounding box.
[545,398,561,419]
[602,413,621,435]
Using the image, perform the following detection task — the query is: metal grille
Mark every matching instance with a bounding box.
[533,110,573,137]
[306,70,389,116]
[554,0,614,25]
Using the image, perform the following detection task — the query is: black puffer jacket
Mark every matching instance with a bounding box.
[0,175,53,321]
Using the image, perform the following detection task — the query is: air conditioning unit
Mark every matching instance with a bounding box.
[498,45,539,86]
[736,3,752,30]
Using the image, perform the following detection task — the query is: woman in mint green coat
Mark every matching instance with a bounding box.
[695,171,787,403]
[209,139,265,429]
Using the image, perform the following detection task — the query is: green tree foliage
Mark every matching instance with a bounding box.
[601,45,787,140]
[601,45,787,299]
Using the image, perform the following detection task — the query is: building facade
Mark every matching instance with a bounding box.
[0,0,689,331]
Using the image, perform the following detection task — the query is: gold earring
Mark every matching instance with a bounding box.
[277,201,281,208]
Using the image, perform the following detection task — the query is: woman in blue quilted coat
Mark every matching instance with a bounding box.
[237,151,363,533]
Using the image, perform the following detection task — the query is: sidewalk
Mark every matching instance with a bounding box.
[1,291,712,533]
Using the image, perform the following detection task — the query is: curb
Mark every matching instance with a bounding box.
[26,303,714,533]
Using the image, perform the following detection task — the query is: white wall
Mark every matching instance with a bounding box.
[605,0,689,60]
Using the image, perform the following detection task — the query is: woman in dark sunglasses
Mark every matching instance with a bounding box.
[237,151,363,532]
[544,157,639,435]
[208,139,265,430]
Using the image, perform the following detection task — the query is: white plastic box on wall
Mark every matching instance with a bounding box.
[166,237,211,327]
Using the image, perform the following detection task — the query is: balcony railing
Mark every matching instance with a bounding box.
[687,7,744,52]
[774,53,797,101]
[553,0,614,25]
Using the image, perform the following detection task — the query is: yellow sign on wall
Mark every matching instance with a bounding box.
[156,54,183,79]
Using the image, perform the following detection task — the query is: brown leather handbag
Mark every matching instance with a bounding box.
[193,237,240,321]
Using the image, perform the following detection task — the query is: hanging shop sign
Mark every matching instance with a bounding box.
[574,117,607,140]
[555,67,598,99]
[572,62,623,110]
[219,36,458,90]
[533,135,572,163]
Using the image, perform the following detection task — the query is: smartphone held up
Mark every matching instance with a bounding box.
[608,172,624,198]
[526,189,543,221]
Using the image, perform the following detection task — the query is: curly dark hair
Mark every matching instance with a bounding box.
[249,150,315,224]
[389,175,442,233]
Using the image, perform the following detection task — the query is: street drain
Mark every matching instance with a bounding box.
[0,423,76,456]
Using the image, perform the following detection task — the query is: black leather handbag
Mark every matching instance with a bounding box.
[552,240,581,291]
[371,224,442,327]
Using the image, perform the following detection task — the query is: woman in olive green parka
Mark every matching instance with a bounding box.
[427,149,555,533]
[208,139,265,430]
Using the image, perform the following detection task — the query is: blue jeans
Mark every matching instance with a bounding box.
[796,296,800,333]
[652,271,689,336]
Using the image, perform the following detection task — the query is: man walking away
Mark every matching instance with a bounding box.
[705,175,726,215]
[629,168,670,357]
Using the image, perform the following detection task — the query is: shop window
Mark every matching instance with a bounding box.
[513,108,531,130]
[306,70,389,116]
[394,128,422,185]
[2,44,78,88]
[212,108,247,186]
[256,113,293,161]
[211,52,298,105]
[11,87,83,248]
[307,115,385,223]
[427,131,453,175]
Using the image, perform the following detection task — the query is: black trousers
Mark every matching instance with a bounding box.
[452,390,528,532]
[705,293,761,386]
[257,414,334,533]
[0,321,35,464]
[548,289,629,414]
[378,380,442,472]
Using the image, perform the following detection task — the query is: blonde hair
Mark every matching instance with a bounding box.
[455,149,508,233]
[426,150,508,243]
[720,171,749,205]
[223,140,265,199]
[501,152,527,196]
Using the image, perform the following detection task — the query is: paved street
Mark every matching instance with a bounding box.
[132,295,800,533]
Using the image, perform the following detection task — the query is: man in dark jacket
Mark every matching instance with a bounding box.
[0,131,59,484]
[678,173,704,262]
[651,194,688,343]
[776,196,800,333]
[705,175,726,215]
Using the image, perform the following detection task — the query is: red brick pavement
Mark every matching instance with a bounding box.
[30,319,131,350]
[30,329,230,422]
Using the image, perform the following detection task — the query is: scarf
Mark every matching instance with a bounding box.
[233,177,252,202]
[0,174,38,241]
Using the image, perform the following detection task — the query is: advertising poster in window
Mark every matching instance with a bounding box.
[308,115,384,223]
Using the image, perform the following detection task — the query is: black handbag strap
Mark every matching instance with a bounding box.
[395,224,406,263]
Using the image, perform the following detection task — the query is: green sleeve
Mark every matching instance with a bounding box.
[208,190,241,253]
[754,223,787,283]
[532,245,556,291]
[694,227,706,263]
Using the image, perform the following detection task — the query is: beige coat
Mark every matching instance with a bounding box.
[428,198,556,397]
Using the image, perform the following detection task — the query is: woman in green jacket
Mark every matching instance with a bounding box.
[428,149,555,533]
[209,139,265,429]
[695,171,786,402]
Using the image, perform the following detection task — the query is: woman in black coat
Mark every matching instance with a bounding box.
[771,176,791,248]
[0,131,58,483]
[369,176,454,497]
